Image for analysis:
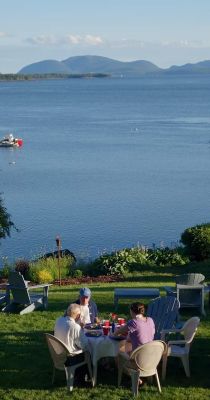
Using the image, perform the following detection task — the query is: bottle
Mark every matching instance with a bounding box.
[111,321,115,333]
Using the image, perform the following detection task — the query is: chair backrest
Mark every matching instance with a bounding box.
[9,271,27,288]
[182,317,200,344]
[176,284,204,308]
[8,271,31,305]
[147,296,180,339]
[175,273,205,285]
[130,341,166,376]
[45,333,70,371]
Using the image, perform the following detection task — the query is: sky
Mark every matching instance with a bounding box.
[1,0,210,73]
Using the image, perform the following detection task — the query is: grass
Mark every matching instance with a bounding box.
[0,266,210,399]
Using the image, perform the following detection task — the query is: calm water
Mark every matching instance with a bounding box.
[0,76,210,263]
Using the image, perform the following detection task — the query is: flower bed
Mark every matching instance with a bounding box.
[53,274,123,285]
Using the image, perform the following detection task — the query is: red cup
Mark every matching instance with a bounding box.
[102,326,110,336]
[118,318,125,325]
[104,320,110,327]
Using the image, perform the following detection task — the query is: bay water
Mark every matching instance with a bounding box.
[0,75,210,263]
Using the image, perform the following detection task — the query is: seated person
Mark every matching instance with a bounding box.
[54,303,89,355]
[75,287,100,325]
[113,302,155,353]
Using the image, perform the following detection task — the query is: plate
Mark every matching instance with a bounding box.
[85,331,102,338]
[109,335,126,341]
[85,324,102,330]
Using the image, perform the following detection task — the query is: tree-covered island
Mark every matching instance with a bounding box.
[0,73,110,81]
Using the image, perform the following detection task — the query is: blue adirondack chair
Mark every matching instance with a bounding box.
[3,271,51,315]
[0,284,10,307]
[147,296,180,339]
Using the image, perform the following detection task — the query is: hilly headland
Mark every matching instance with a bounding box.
[1,55,210,80]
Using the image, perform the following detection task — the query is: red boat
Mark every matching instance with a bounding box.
[0,134,23,148]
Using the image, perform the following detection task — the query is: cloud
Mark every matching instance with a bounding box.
[64,35,81,45]
[108,38,210,50]
[0,31,11,39]
[84,35,103,45]
[26,35,56,45]
[110,38,146,49]
[23,35,210,52]
[26,34,104,47]
[161,39,210,49]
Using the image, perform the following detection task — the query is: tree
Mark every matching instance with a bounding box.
[0,195,15,241]
[181,223,210,261]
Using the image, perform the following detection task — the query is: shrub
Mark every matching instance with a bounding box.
[86,245,189,276]
[15,259,30,279]
[181,223,210,261]
[88,247,152,276]
[72,269,83,278]
[0,257,13,278]
[147,247,189,267]
[36,269,53,284]
[28,255,73,283]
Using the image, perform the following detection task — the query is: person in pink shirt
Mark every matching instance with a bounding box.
[113,302,155,353]
[114,302,155,386]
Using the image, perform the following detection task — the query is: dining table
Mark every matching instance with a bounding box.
[85,327,126,386]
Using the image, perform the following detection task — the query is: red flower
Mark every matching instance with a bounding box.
[110,313,117,321]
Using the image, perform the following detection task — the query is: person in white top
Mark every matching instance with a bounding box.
[75,287,100,325]
[54,303,89,354]
[80,304,91,325]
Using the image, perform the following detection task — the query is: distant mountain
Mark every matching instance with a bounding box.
[18,55,161,76]
[18,56,210,76]
[62,55,160,76]
[18,59,72,74]
[165,60,210,74]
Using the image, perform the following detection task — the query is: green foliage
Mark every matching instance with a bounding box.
[87,246,188,276]
[72,269,83,278]
[88,247,152,276]
[181,223,210,261]
[148,247,189,267]
[0,257,13,278]
[0,72,110,81]
[27,256,74,283]
[0,195,16,241]
[36,269,53,283]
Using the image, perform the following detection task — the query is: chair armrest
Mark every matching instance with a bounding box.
[161,328,182,340]
[130,344,142,359]
[164,286,176,295]
[168,340,186,346]
[28,284,52,290]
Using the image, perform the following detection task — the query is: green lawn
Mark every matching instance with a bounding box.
[0,270,210,400]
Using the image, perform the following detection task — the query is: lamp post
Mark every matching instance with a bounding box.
[56,236,61,286]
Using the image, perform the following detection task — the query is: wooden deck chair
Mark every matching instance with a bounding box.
[0,284,10,307]
[164,273,206,315]
[164,273,205,296]
[3,271,51,315]
[175,273,205,285]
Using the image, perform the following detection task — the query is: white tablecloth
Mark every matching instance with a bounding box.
[86,333,125,386]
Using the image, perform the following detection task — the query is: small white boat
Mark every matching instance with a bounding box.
[0,133,23,148]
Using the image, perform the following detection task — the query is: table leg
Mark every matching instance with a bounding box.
[114,295,118,310]
[43,286,49,309]
[92,363,97,387]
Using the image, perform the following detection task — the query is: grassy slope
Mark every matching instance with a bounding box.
[0,265,210,400]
